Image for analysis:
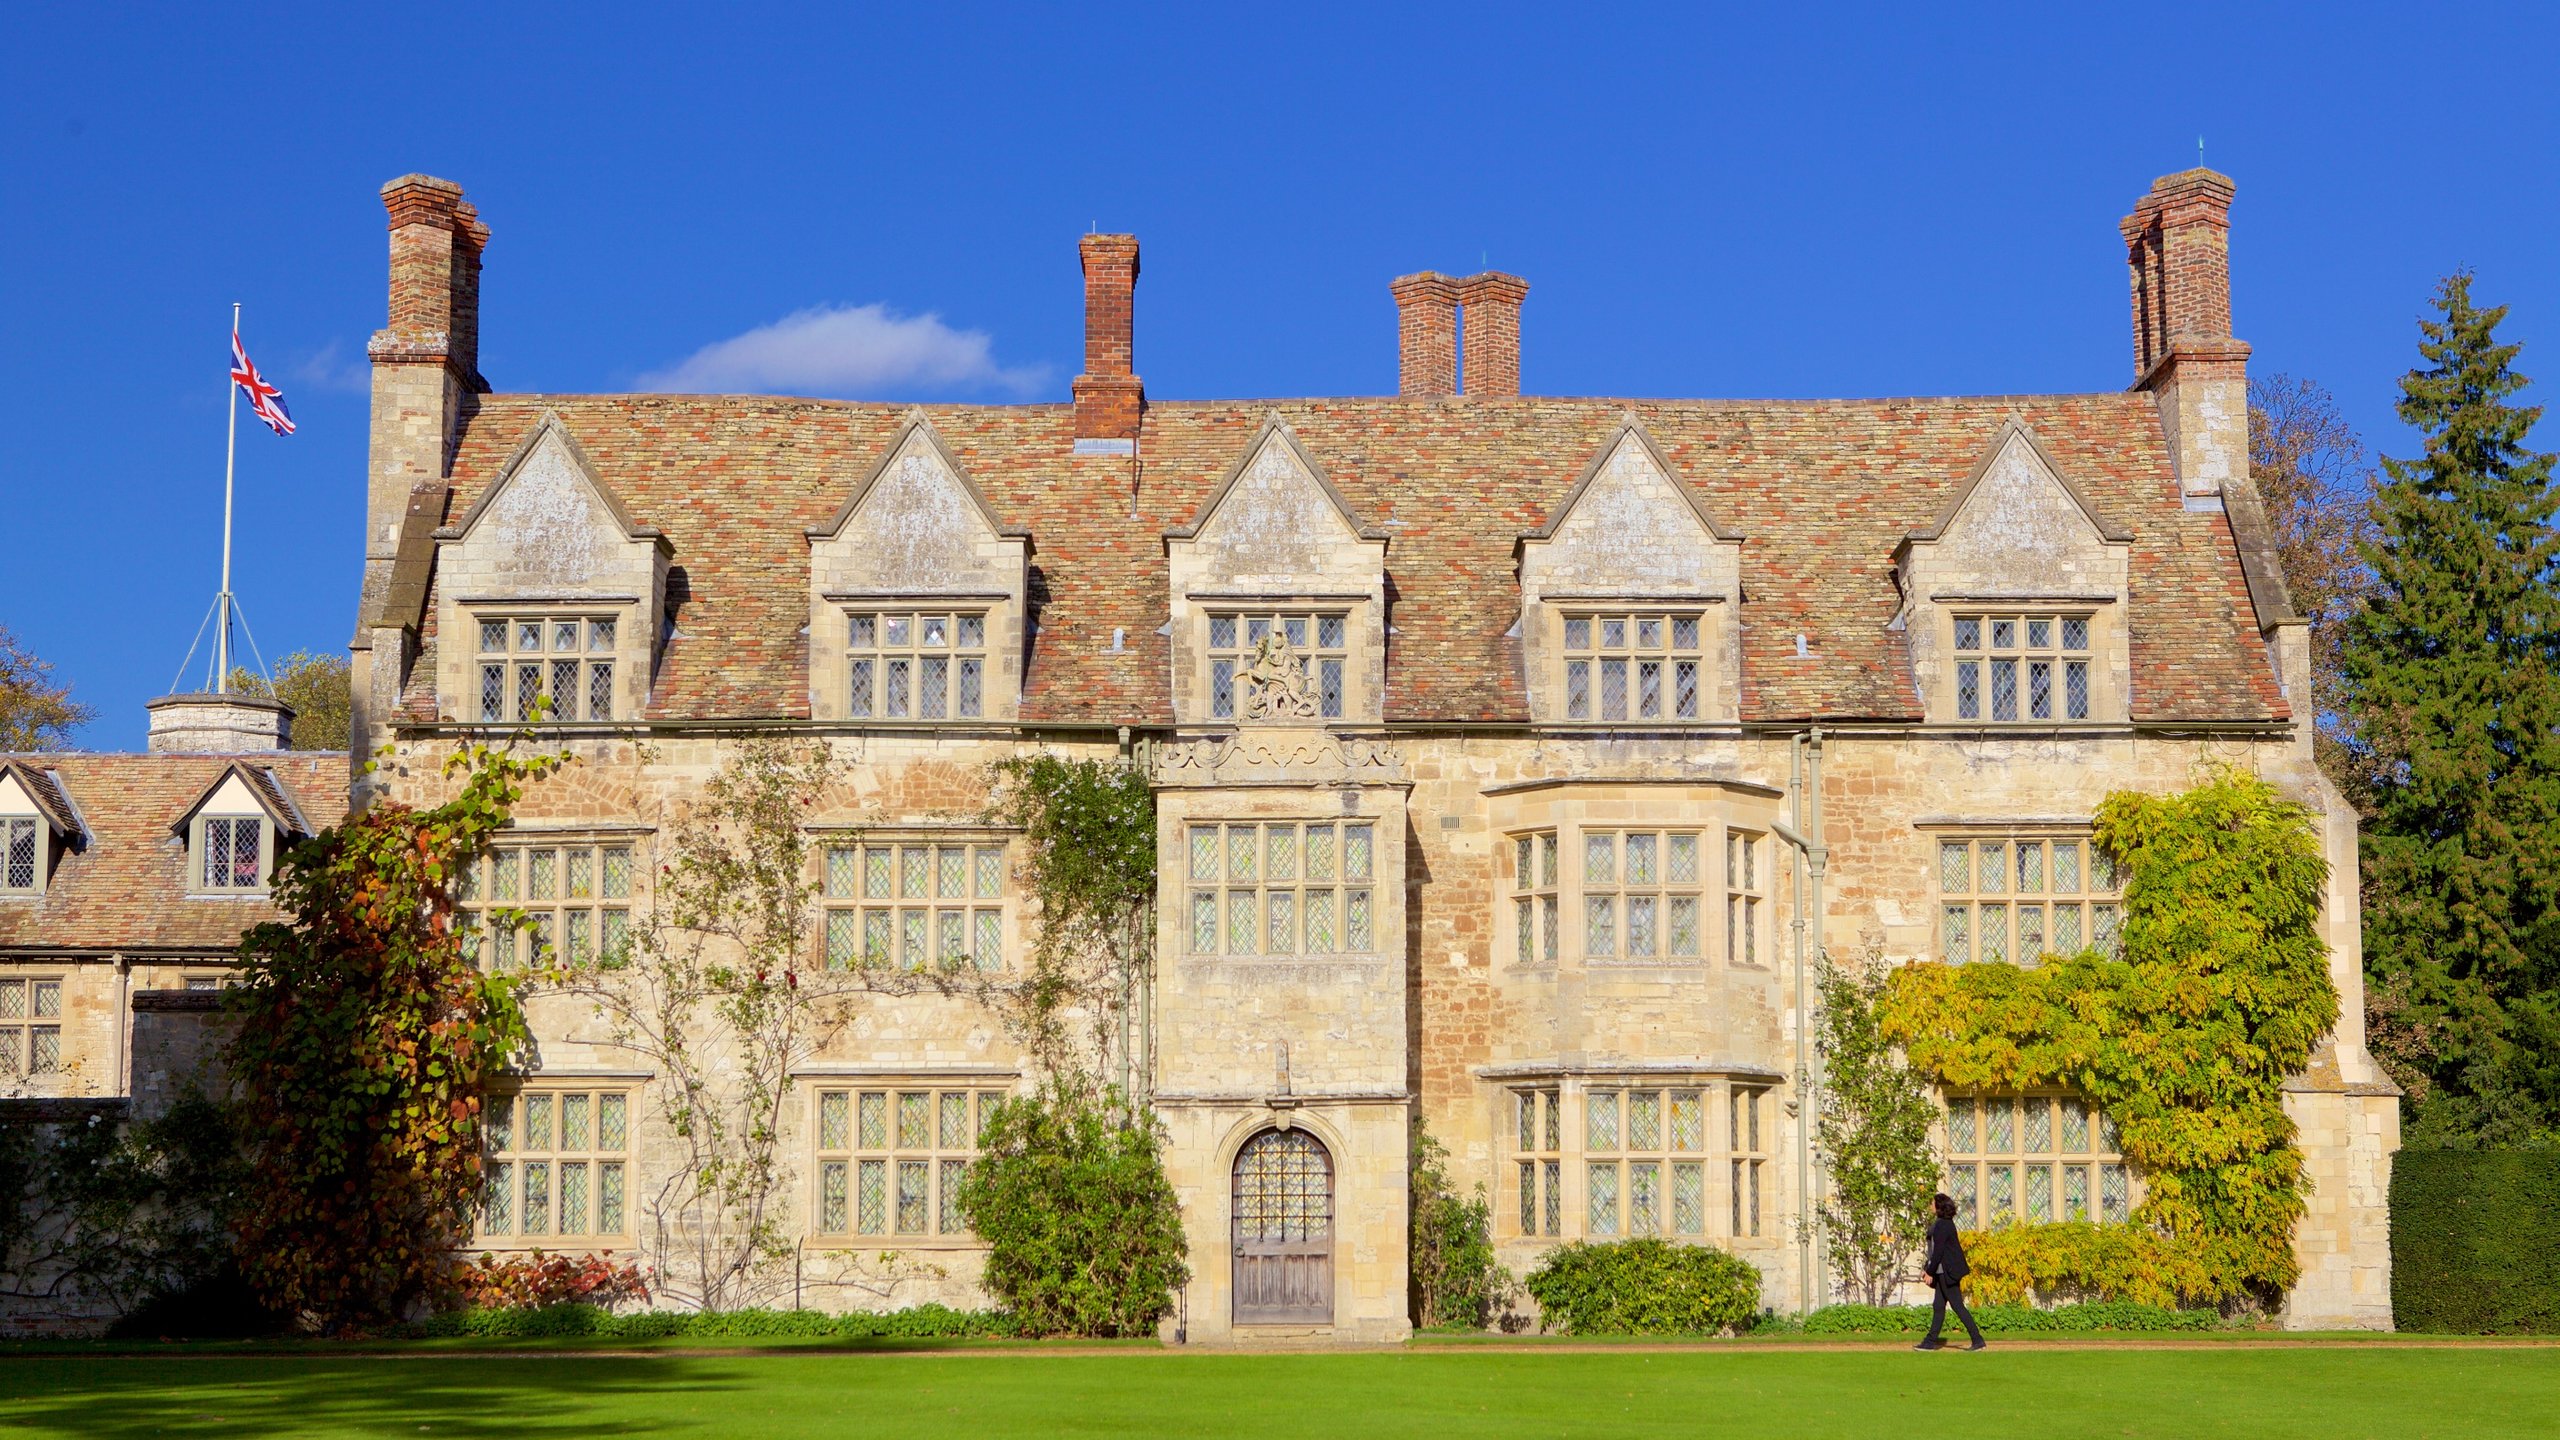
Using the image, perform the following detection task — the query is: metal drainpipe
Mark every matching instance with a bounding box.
[1773,727,1830,1313]
[1117,726,1135,1103]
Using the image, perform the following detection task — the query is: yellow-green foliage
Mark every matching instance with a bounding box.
[1881,768,2336,1304]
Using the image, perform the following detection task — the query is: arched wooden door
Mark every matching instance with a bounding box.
[1232,1127,1334,1324]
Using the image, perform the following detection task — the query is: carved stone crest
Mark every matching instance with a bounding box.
[1238,631,1321,722]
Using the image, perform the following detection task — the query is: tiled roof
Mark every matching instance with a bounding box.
[407,392,2287,727]
[0,753,346,953]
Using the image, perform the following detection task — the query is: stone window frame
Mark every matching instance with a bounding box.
[1578,829,1709,963]
[1557,609,1711,724]
[1929,827,2123,965]
[1943,1092,2131,1230]
[844,608,992,723]
[1949,609,2098,724]
[479,1082,636,1248]
[461,833,644,970]
[807,1082,1005,1245]
[1493,784,1784,973]
[1501,1073,1777,1246]
[1725,830,1768,968]
[818,834,1012,972]
[471,611,624,724]
[2,815,48,895]
[1509,831,1562,967]
[188,813,273,896]
[0,974,64,1079]
[1184,819,1378,959]
[1203,610,1353,723]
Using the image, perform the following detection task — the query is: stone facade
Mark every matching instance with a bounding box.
[334,163,2396,1339]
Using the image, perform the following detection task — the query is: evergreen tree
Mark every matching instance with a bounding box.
[2343,272,2560,1143]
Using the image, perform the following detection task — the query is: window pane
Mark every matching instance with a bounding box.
[1600,658,1627,720]
[1344,825,1372,881]
[1565,660,1590,718]
[1669,1092,1704,1152]
[1625,832,1657,886]
[2062,617,2088,650]
[1305,826,1335,881]
[1228,825,1257,883]
[1947,1099,1977,1154]
[859,1092,887,1148]
[1265,891,1295,954]
[1210,616,1236,648]
[859,1159,887,1234]
[1673,1162,1705,1235]
[1585,833,1615,885]
[479,619,507,653]
[885,658,911,715]
[1988,1163,2015,1221]
[2061,1098,2089,1152]
[1956,660,1980,719]
[1586,895,1615,957]
[561,1162,591,1235]
[2027,617,2050,648]
[1266,825,1297,882]
[2053,841,2081,893]
[1628,1091,1661,1150]
[1668,896,1700,957]
[1587,1164,1619,1237]
[1674,660,1699,718]
[1319,659,1344,718]
[1564,617,1591,650]
[1304,889,1334,953]
[1986,1097,2014,1152]
[2064,1163,2090,1221]
[1625,896,1657,956]
[1629,1162,1660,1236]
[2066,661,2090,719]
[2029,660,2051,719]
[1979,904,2007,964]
[1229,892,1257,955]
[820,1092,850,1149]
[2024,1098,2052,1152]
[1518,1161,1538,1234]
[940,1158,969,1233]
[2026,1162,2053,1223]
[821,1161,849,1232]
[1637,660,1662,718]
[1191,891,1217,953]
[1346,890,1372,950]
[848,659,874,716]
[1942,904,1970,963]
[1587,1092,1620,1151]
[940,1092,970,1149]
[1954,617,1981,650]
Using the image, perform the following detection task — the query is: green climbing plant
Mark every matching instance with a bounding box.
[1879,767,2336,1306]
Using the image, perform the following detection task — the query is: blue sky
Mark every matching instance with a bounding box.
[3,2,2553,750]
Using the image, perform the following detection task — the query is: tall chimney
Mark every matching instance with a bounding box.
[1073,234,1144,446]
[1457,272,1528,398]
[2120,169,2248,510]
[1392,272,1458,397]
[356,174,488,792]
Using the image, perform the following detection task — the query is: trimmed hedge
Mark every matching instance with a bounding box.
[1800,1301,2225,1334]
[1523,1240,1764,1335]
[2392,1149,2560,1333]
[405,1303,1029,1341]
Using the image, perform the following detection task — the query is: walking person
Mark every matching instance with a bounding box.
[1916,1192,1987,1351]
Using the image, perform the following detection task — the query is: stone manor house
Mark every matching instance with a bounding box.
[2,165,2395,1338]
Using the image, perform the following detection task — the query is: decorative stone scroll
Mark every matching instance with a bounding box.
[1151,732,1405,789]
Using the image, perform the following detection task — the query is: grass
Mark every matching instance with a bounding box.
[2,1346,2557,1439]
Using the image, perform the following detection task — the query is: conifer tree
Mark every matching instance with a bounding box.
[2344,272,2560,1143]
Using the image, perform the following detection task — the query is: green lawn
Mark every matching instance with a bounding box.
[2,1347,2553,1439]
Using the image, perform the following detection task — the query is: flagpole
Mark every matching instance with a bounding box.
[217,302,240,695]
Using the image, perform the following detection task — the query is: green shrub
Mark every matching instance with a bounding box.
[953,1085,1189,1337]
[2392,1149,2560,1333]
[1409,1124,1509,1330]
[404,1303,1026,1341]
[1523,1240,1764,1335]
[1800,1300,2224,1334]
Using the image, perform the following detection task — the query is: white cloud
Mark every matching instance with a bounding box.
[637,304,1051,399]
[290,339,371,394]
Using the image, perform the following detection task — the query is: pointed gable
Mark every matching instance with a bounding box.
[1908,419,2133,584]
[1521,419,1739,597]
[172,763,310,838]
[0,763,87,844]
[1169,416,1383,580]
[441,412,666,594]
[809,412,1026,586]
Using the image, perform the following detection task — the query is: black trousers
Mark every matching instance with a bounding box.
[1923,1276,1983,1345]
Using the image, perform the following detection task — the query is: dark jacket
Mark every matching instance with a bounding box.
[1923,1216,1970,1284]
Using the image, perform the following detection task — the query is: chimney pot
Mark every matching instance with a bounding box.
[1456,272,1529,398]
[1391,272,1459,397]
[1073,233,1143,443]
[2120,169,2248,509]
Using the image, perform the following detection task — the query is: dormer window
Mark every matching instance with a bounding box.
[3,817,41,894]
[199,814,267,891]
[847,610,989,721]
[1952,613,2094,723]
[477,615,619,723]
[1207,612,1348,722]
[1562,611,1706,723]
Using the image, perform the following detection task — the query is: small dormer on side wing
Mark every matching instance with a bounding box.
[1518,420,1743,726]
[173,763,312,897]
[1164,416,1389,729]
[433,413,671,728]
[806,413,1031,725]
[0,764,86,897]
[1896,419,2135,726]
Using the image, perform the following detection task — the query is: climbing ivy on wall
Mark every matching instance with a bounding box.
[1879,768,2336,1306]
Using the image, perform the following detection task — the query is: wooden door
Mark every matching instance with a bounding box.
[1232,1127,1333,1324]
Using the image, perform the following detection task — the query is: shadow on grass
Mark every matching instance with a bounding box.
[0,1355,733,1439]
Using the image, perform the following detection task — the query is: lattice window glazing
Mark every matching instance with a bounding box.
[198,815,266,891]
[1580,830,1705,961]
[1725,831,1765,966]
[2,817,40,893]
[462,842,637,969]
[1511,1088,1564,1238]
[1510,831,1561,966]
[1560,612,1705,722]
[1186,821,1374,956]
[813,1086,999,1239]
[1936,834,2121,964]
[846,611,989,721]
[1205,612,1350,722]
[820,841,1006,970]
[1233,1128,1333,1242]
[1952,613,2092,723]
[1581,1088,1709,1240]
[1944,1094,2127,1230]
[1730,1086,1769,1237]
[0,978,62,1078]
[476,615,617,723]
[481,1089,631,1242]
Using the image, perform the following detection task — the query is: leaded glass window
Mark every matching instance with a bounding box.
[1205,611,1350,721]
[1581,1087,1709,1240]
[1510,830,1562,966]
[463,841,637,969]
[1730,1086,1769,1237]
[0,977,63,1078]
[197,815,266,891]
[1934,833,2122,964]
[2,817,41,893]
[1943,1093,2128,1229]
[1512,1088,1564,1237]
[846,610,990,721]
[820,840,1006,970]
[813,1086,1003,1239]
[480,1088,631,1242]
[1185,821,1374,956]
[1725,830,1765,966]
[476,614,618,722]
[1561,610,1706,722]
[1950,611,2093,723]
[1580,830,1706,961]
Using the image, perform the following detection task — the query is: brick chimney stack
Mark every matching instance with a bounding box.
[1457,272,1528,398]
[2119,169,2248,511]
[356,174,489,794]
[1392,272,1459,397]
[1072,234,1144,446]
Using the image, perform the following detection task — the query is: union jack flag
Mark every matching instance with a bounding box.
[230,327,295,436]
